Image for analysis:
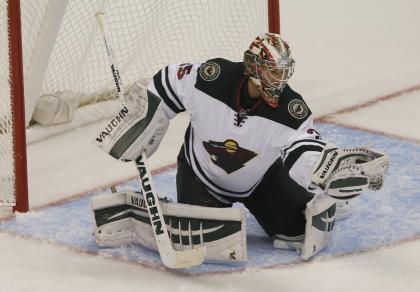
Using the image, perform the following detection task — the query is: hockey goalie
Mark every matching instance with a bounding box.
[91,33,389,266]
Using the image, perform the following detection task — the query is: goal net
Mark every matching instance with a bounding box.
[0,0,279,212]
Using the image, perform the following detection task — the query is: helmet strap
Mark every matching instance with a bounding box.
[249,76,261,86]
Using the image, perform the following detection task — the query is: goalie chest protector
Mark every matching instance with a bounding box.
[149,58,317,199]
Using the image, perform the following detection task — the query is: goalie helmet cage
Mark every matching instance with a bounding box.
[0,0,280,213]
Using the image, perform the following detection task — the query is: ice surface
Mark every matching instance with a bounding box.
[2,124,419,277]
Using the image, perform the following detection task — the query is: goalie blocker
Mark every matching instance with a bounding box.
[93,82,170,161]
[91,191,247,263]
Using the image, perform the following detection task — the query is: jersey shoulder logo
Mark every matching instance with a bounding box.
[202,139,257,174]
[287,99,309,119]
[199,62,221,81]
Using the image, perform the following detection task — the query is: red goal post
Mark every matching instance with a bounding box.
[1,0,280,214]
[4,0,28,213]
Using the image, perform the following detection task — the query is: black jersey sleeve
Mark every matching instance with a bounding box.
[280,117,326,190]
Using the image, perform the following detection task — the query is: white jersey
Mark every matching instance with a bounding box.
[148,58,325,199]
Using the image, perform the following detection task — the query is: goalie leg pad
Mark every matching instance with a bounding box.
[301,194,336,260]
[91,191,247,262]
[90,191,136,247]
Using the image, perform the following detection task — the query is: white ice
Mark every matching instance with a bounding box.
[2,0,420,291]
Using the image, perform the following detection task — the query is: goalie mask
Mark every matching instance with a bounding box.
[244,33,295,108]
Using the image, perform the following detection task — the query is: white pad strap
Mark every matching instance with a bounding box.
[272,234,304,250]
[93,82,169,160]
[91,191,247,262]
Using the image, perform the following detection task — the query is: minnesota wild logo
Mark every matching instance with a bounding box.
[199,62,221,81]
[288,99,308,119]
[202,139,257,174]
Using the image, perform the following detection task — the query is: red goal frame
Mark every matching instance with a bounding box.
[8,0,29,212]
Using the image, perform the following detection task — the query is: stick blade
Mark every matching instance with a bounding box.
[161,246,207,269]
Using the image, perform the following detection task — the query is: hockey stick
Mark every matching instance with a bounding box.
[94,12,206,269]
[94,12,125,104]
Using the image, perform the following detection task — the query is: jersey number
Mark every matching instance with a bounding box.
[177,64,193,80]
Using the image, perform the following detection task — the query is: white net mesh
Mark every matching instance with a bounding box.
[41,1,267,95]
[22,0,269,129]
[0,0,16,206]
[0,0,272,206]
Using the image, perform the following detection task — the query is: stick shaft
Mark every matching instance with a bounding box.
[94,12,125,102]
